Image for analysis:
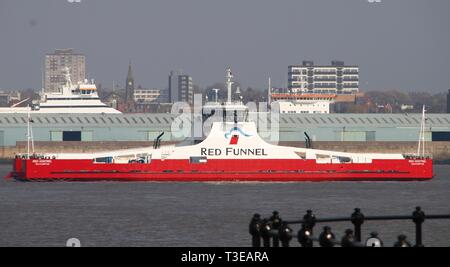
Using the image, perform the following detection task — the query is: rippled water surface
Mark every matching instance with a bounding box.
[0,164,449,247]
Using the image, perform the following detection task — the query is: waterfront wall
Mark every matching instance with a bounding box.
[1,141,449,162]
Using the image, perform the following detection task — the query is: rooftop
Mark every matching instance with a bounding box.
[0,113,449,128]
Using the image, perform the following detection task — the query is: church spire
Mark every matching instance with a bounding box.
[125,61,134,103]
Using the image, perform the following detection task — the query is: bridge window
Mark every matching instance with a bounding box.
[50,131,92,141]
[63,131,81,141]
[94,157,113,164]
[432,132,450,141]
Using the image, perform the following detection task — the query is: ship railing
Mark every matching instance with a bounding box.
[248,207,450,247]
[403,154,432,160]
[15,154,56,160]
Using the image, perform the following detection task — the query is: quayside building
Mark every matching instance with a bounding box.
[1,113,450,145]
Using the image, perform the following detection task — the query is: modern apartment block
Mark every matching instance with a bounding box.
[44,49,86,92]
[168,71,194,104]
[288,61,359,94]
[178,75,194,104]
[134,88,162,103]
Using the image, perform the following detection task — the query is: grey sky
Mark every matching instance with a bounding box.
[0,0,449,92]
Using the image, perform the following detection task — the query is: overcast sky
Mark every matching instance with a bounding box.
[0,0,449,92]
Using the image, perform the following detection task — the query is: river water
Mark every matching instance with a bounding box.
[0,164,449,247]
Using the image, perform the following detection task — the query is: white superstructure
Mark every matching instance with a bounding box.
[0,68,121,114]
[278,100,331,114]
[288,61,359,94]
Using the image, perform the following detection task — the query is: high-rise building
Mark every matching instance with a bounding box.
[447,89,450,114]
[178,74,194,104]
[125,63,135,103]
[288,61,359,94]
[168,71,180,103]
[44,49,85,92]
[157,88,169,103]
[168,71,194,104]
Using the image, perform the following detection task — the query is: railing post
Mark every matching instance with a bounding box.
[394,234,412,247]
[296,210,316,247]
[269,211,282,247]
[260,218,271,248]
[341,229,355,247]
[303,209,317,235]
[249,213,262,247]
[365,232,384,247]
[297,224,314,247]
[279,222,293,247]
[351,208,365,242]
[250,209,450,248]
[319,226,336,247]
[412,206,425,247]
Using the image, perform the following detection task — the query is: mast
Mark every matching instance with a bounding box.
[27,106,35,156]
[30,120,35,155]
[417,105,426,157]
[267,77,271,107]
[27,107,30,158]
[41,68,45,98]
[226,67,234,103]
[212,88,220,103]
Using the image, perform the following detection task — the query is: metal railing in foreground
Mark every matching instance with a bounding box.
[249,207,450,247]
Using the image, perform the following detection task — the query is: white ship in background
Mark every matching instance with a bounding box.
[0,68,121,114]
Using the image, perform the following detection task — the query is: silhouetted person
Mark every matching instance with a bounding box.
[269,211,282,247]
[249,213,262,247]
[279,222,293,247]
[341,229,355,247]
[394,235,411,247]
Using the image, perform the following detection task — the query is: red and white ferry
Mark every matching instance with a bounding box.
[6,69,433,182]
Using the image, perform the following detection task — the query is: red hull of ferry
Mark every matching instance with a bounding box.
[7,158,433,182]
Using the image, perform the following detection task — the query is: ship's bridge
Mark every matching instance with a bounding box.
[202,102,249,124]
[78,83,97,95]
[202,67,249,124]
